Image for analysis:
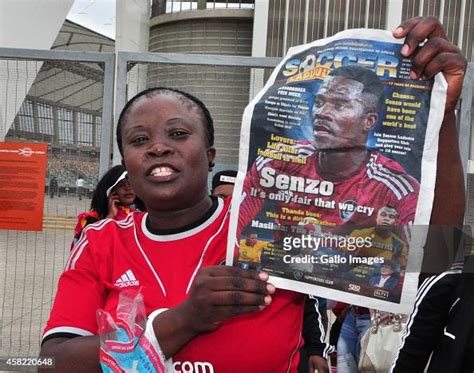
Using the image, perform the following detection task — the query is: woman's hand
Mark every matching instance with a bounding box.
[177,266,274,333]
[395,19,466,230]
[152,266,275,358]
[393,16,467,113]
[106,192,120,219]
[308,355,329,373]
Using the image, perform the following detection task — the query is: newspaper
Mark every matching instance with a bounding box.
[227,29,447,313]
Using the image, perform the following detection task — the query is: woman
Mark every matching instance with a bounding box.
[42,87,304,372]
[72,165,142,245]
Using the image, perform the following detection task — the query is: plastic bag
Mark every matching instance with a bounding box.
[98,289,166,372]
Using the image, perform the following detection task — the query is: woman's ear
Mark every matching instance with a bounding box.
[207,147,216,171]
[364,113,378,131]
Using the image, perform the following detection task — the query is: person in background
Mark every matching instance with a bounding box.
[75,176,86,200]
[336,304,372,372]
[49,176,59,198]
[300,296,334,373]
[392,244,474,372]
[211,169,237,198]
[72,165,143,245]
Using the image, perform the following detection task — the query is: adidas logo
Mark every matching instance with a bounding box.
[115,269,139,288]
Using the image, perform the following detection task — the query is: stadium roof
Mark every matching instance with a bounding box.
[53,19,114,52]
[27,19,114,113]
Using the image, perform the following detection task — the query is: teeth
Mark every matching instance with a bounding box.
[150,167,173,177]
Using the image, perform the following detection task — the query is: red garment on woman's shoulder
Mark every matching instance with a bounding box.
[72,206,138,249]
[74,210,100,238]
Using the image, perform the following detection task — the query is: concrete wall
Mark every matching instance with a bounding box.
[148,10,253,167]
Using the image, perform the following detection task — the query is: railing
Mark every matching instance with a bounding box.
[151,0,255,17]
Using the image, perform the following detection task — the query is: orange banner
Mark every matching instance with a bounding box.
[0,142,48,231]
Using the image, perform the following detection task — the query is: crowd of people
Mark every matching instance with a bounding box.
[38,17,472,373]
[47,155,98,190]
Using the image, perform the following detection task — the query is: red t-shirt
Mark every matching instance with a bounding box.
[44,198,305,372]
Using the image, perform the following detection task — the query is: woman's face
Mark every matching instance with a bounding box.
[120,93,215,211]
[112,179,136,206]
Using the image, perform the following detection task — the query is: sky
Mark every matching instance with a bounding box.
[67,0,116,39]
[65,0,254,40]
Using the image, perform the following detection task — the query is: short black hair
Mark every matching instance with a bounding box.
[116,87,214,156]
[211,170,237,192]
[328,66,385,112]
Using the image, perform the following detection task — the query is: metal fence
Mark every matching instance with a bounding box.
[264,0,473,62]
[0,48,115,178]
[0,46,473,359]
[461,64,474,229]
[151,0,255,16]
[0,48,114,358]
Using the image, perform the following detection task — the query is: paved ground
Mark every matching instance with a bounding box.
[0,194,90,363]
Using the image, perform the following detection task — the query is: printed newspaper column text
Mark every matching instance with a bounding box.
[377,89,421,155]
[264,86,309,130]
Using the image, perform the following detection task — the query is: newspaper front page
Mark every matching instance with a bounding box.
[227,29,447,313]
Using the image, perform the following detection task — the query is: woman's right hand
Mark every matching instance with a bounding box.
[106,193,120,219]
[152,266,275,358]
[177,266,275,333]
